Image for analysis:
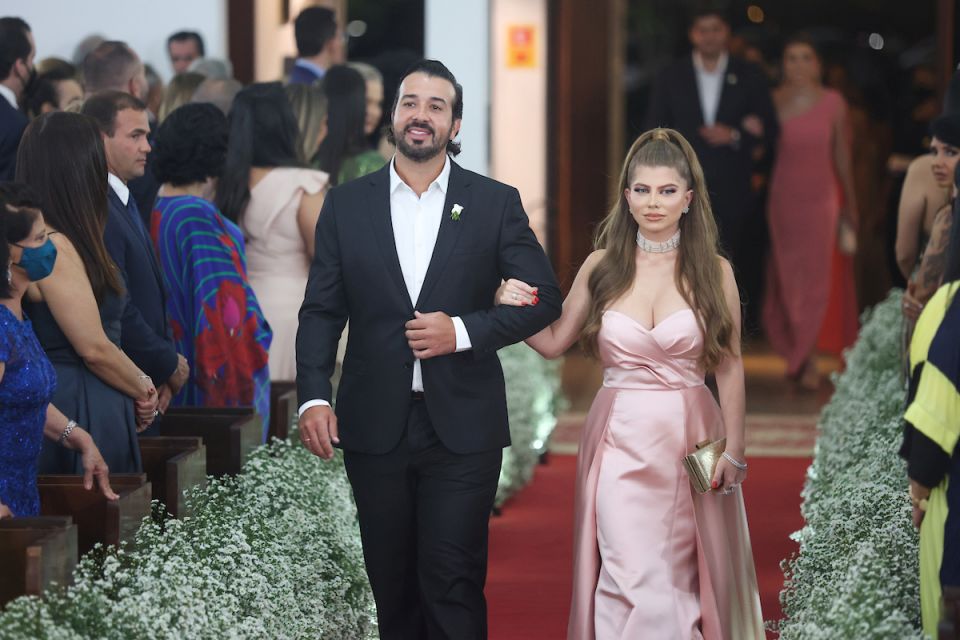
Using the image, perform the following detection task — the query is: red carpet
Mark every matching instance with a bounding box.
[486,454,809,639]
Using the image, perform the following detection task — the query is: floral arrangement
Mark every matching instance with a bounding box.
[497,342,566,507]
[0,440,376,639]
[778,290,924,639]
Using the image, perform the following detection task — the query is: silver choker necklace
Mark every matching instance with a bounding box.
[636,229,680,253]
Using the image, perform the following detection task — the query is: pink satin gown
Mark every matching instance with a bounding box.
[567,309,764,640]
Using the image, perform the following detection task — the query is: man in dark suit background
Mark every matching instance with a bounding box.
[0,17,34,182]
[288,6,344,85]
[645,5,778,288]
[82,92,188,423]
[296,60,561,639]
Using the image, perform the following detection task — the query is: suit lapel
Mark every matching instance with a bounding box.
[715,58,738,125]
[415,161,471,309]
[110,190,164,287]
[365,165,414,313]
[682,57,705,128]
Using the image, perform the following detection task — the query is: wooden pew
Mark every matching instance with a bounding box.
[941,585,960,640]
[269,382,298,441]
[0,516,77,605]
[37,474,151,555]
[138,436,207,518]
[161,407,261,477]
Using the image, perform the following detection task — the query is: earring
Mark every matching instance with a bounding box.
[682,206,690,214]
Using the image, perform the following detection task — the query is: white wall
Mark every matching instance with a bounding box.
[3,0,227,81]
[491,0,548,245]
[424,0,490,175]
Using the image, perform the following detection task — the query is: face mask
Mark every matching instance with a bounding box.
[13,238,57,281]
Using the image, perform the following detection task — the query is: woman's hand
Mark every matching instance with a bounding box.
[494,278,538,307]
[79,440,118,501]
[711,452,747,495]
[135,381,159,431]
[902,287,924,322]
[0,502,13,519]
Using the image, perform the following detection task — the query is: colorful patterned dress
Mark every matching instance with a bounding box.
[151,195,272,438]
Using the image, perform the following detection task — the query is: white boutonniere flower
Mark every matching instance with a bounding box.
[726,73,738,85]
[451,203,464,221]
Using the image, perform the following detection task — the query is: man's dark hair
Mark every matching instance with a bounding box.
[689,1,729,27]
[167,31,205,57]
[82,90,147,136]
[387,59,463,156]
[153,103,227,187]
[0,181,41,299]
[0,17,31,81]
[294,6,338,58]
[82,40,140,94]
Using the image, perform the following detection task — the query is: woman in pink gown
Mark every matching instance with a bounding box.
[498,128,763,639]
[763,35,860,389]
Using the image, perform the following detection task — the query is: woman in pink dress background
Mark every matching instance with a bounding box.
[497,128,763,639]
[763,35,860,390]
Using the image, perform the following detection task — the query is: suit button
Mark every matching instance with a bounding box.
[404,362,413,370]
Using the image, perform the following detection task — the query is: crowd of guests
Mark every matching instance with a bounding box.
[0,7,391,518]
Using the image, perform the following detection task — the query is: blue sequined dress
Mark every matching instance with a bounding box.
[0,305,57,517]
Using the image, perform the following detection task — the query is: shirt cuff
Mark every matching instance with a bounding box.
[452,316,472,352]
[298,399,330,417]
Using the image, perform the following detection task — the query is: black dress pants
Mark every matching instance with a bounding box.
[343,398,503,640]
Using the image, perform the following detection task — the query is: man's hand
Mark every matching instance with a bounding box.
[299,405,339,460]
[699,123,738,147]
[157,384,173,413]
[405,311,456,360]
[168,354,190,395]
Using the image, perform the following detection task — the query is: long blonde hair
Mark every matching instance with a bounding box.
[582,128,735,371]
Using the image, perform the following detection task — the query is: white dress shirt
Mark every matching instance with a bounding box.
[0,84,18,110]
[107,172,130,205]
[298,155,472,417]
[692,51,728,126]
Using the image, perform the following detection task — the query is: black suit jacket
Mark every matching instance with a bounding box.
[0,97,27,181]
[297,161,561,455]
[104,188,178,384]
[644,55,778,226]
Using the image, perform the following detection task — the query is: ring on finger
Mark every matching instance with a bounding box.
[304,438,311,442]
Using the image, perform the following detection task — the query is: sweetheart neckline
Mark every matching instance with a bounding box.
[603,308,695,332]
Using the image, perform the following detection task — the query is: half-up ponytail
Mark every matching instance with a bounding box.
[581,127,736,371]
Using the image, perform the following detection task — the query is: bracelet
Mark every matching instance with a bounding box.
[58,419,77,446]
[138,374,151,380]
[722,451,748,471]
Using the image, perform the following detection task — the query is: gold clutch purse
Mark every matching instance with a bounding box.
[681,438,726,494]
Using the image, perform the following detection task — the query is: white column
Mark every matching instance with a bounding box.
[424,0,490,175]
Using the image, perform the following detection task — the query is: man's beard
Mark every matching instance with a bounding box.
[394,121,454,162]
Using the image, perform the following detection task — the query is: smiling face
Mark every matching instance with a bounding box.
[930,136,960,187]
[624,164,693,242]
[391,72,460,163]
[103,108,151,182]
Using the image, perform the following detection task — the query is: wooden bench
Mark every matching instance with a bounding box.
[0,516,77,605]
[161,407,261,477]
[941,585,960,640]
[269,382,298,441]
[37,474,152,555]
[138,436,207,518]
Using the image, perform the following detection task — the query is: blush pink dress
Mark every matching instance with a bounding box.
[568,309,764,640]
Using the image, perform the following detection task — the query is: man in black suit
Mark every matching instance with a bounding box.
[645,6,778,274]
[82,92,188,423]
[0,17,34,181]
[296,60,561,639]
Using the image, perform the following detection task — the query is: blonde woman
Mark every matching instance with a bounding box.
[157,71,205,123]
[284,82,328,163]
[497,128,763,639]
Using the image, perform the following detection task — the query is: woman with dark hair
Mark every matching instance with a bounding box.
[313,64,385,185]
[216,82,328,381]
[496,129,763,638]
[900,161,960,637]
[0,183,117,518]
[763,34,860,390]
[24,67,84,118]
[16,112,158,475]
[151,103,272,438]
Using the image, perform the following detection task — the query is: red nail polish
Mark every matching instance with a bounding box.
[711,481,718,489]
[533,297,539,305]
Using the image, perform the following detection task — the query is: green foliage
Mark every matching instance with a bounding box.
[778,291,924,640]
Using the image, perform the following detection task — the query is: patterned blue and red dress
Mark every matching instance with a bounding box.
[152,195,272,438]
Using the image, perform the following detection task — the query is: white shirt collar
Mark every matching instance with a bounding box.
[0,84,17,110]
[108,172,130,206]
[692,51,729,76]
[389,154,451,197]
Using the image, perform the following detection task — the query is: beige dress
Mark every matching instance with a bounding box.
[242,168,329,381]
